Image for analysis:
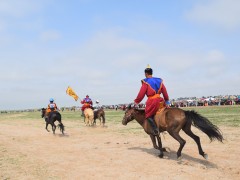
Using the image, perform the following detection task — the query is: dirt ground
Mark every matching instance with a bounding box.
[0,117,239,180]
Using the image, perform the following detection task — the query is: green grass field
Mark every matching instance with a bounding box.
[0,106,239,127]
[183,106,240,127]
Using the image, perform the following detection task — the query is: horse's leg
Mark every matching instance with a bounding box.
[102,114,105,125]
[60,122,64,134]
[51,123,54,134]
[87,117,90,126]
[86,117,89,126]
[57,120,64,134]
[45,118,50,132]
[155,135,164,158]
[150,135,158,149]
[83,113,86,122]
[45,122,50,132]
[168,130,186,159]
[90,116,94,126]
[99,116,102,126]
[54,124,56,133]
[150,134,168,152]
[52,123,56,134]
[182,122,207,159]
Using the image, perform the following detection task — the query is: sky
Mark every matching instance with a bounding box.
[0,0,240,110]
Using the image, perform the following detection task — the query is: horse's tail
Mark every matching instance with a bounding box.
[185,110,223,142]
[57,122,65,134]
[57,123,65,133]
[56,112,64,133]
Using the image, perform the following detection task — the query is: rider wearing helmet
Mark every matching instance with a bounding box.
[93,100,101,111]
[46,98,59,117]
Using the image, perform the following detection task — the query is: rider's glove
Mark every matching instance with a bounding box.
[165,101,171,108]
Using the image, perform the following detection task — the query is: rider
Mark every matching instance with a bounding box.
[93,100,101,111]
[81,95,93,116]
[46,98,59,117]
[134,64,170,135]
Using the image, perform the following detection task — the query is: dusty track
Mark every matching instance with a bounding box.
[0,118,239,179]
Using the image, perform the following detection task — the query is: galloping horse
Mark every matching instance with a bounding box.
[41,108,65,134]
[122,105,223,159]
[84,108,94,126]
[93,108,106,126]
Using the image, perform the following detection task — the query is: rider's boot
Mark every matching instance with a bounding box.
[81,110,84,117]
[147,117,159,136]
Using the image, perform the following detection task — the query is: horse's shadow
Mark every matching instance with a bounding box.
[60,134,69,137]
[128,146,218,169]
[54,133,69,137]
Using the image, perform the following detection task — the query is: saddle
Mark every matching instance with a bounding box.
[156,101,167,115]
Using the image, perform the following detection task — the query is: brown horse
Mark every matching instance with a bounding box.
[93,108,106,126]
[122,105,223,159]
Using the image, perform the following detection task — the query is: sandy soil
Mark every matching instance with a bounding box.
[0,117,239,180]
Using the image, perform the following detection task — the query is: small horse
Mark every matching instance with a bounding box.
[93,108,106,126]
[122,105,223,159]
[41,108,65,134]
[84,108,94,126]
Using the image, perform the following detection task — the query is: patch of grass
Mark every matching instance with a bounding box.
[182,106,240,127]
[1,106,239,128]
[0,113,25,121]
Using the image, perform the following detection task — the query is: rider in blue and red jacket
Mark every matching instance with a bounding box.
[81,95,93,116]
[134,65,170,135]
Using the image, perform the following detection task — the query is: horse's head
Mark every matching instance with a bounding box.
[41,108,46,118]
[122,104,137,125]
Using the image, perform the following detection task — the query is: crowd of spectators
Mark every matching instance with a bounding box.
[104,94,240,110]
[170,95,240,107]
[2,95,239,114]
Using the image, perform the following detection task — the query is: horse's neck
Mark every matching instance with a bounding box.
[134,114,145,126]
[134,112,152,134]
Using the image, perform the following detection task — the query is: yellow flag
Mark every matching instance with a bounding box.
[66,86,79,101]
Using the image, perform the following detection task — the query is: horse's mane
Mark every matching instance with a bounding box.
[127,104,145,115]
[135,108,145,114]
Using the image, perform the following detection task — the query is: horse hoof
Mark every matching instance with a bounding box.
[159,154,164,158]
[203,153,208,160]
[177,155,182,160]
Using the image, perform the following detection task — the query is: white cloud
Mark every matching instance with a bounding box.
[60,28,150,71]
[156,53,199,73]
[185,0,240,30]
